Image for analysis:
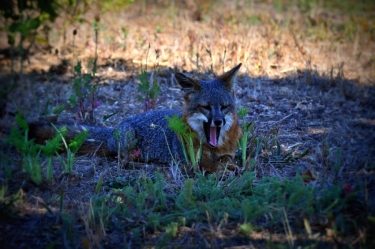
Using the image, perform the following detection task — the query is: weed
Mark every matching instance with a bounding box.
[187,29,197,57]
[142,172,167,205]
[221,46,227,73]
[121,26,129,40]
[56,166,366,247]
[69,60,100,124]
[83,195,115,246]
[121,26,129,50]
[0,184,25,218]
[273,0,284,12]
[238,107,255,168]
[239,223,255,237]
[7,115,44,185]
[177,178,195,209]
[136,44,160,111]
[40,128,64,181]
[282,207,295,247]
[166,114,202,169]
[53,124,88,174]
[41,99,66,119]
[137,70,160,111]
[195,52,200,71]
[6,115,90,182]
[156,24,164,34]
[157,222,178,247]
[334,148,342,178]
[95,174,104,195]
[205,47,213,74]
[247,15,262,26]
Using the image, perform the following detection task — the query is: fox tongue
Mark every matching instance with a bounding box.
[209,126,217,147]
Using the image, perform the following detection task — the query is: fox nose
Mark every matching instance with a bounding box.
[213,118,223,126]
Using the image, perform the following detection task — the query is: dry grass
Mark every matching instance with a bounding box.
[1,1,374,82]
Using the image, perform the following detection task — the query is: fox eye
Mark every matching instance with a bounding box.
[199,105,211,110]
[221,105,230,110]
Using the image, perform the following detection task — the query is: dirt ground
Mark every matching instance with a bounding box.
[0,1,375,248]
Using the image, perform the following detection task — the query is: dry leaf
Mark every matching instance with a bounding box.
[300,169,316,183]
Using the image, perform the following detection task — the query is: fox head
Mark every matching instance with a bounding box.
[175,63,242,148]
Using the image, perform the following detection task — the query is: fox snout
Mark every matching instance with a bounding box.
[212,116,225,127]
[210,107,226,128]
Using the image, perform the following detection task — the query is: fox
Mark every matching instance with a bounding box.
[29,63,242,172]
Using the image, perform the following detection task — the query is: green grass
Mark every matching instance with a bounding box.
[83,170,368,246]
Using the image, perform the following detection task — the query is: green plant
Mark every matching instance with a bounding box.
[41,99,66,118]
[239,223,255,237]
[166,114,202,169]
[69,60,100,124]
[334,147,342,178]
[177,178,196,209]
[113,128,138,172]
[82,166,369,247]
[137,70,160,112]
[157,222,178,247]
[238,107,255,169]
[136,44,160,111]
[95,174,104,195]
[0,184,25,218]
[40,129,63,181]
[68,17,100,122]
[91,0,134,13]
[7,115,68,183]
[156,24,164,34]
[21,141,42,184]
[53,124,88,174]
[79,173,112,246]
[85,194,117,246]
[7,115,43,185]
[120,26,129,50]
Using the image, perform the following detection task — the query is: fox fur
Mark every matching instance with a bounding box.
[29,64,242,172]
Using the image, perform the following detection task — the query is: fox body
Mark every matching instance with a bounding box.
[29,64,242,172]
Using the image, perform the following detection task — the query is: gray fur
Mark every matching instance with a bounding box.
[185,79,236,116]
[106,110,184,163]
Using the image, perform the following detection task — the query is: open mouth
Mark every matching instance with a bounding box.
[203,122,221,147]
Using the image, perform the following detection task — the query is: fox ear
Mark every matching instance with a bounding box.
[217,63,242,89]
[175,73,201,91]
